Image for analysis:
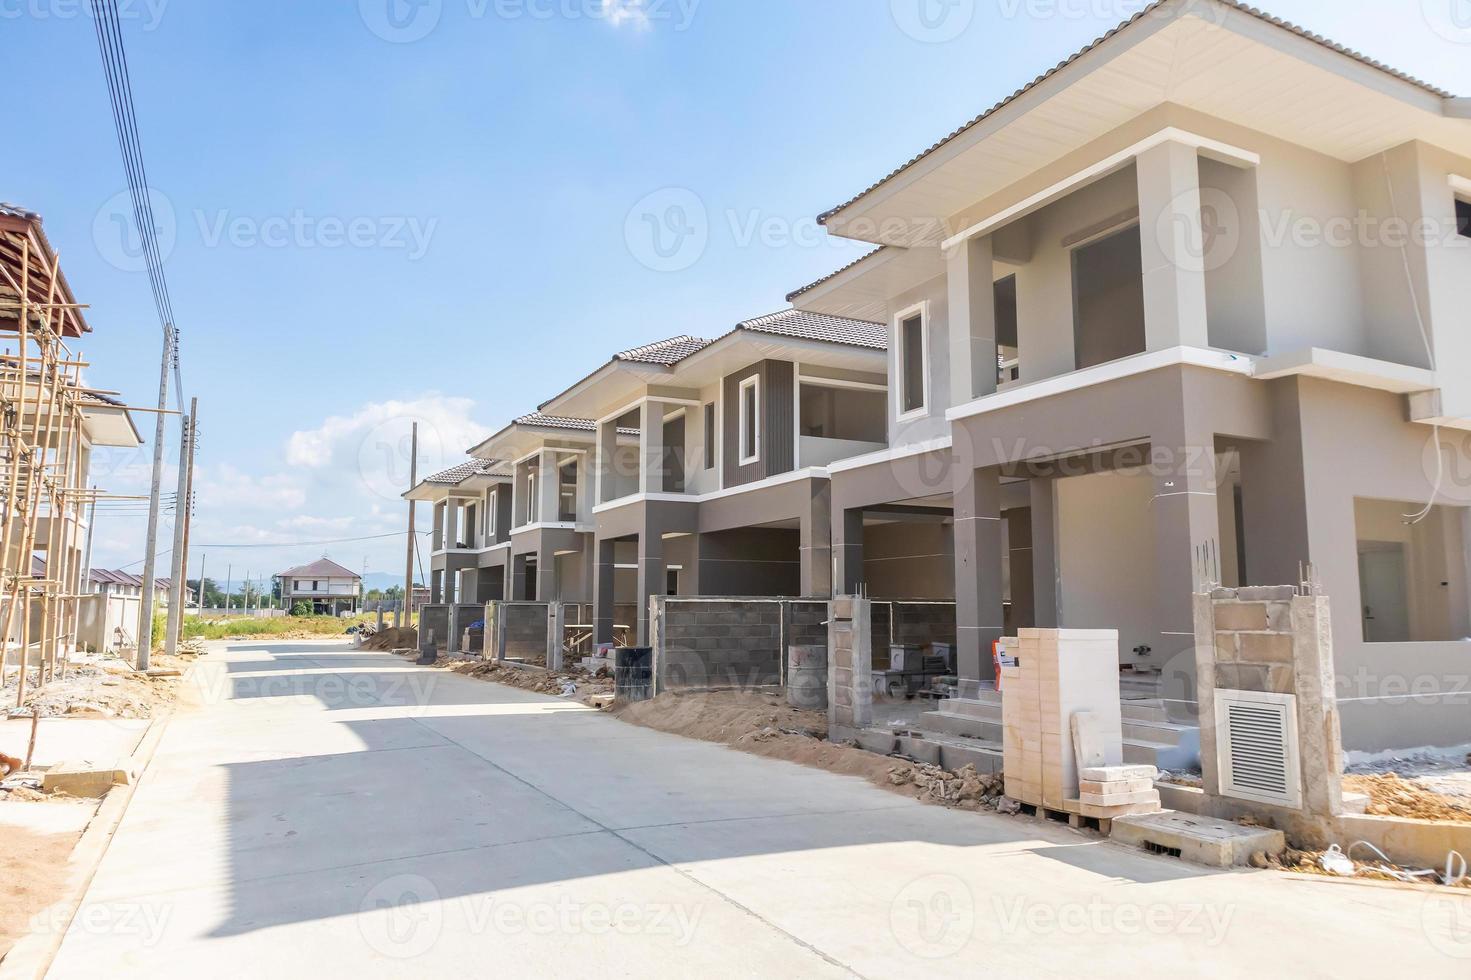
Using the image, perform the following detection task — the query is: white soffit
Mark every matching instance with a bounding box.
[792,246,945,322]
[827,11,1469,248]
[1252,348,1437,394]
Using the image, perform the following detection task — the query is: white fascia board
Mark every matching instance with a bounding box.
[940,128,1260,252]
[946,347,1254,422]
[825,437,953,475]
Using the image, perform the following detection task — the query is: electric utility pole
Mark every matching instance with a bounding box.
[136,324,173,671]
[404,422,418,622]
[165,400,193,655]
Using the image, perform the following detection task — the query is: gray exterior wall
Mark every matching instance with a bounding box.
[723,359,795,487]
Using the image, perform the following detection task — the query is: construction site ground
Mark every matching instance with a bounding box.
[29,639,1471,976]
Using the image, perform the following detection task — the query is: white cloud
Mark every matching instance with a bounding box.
[602,0,652,30]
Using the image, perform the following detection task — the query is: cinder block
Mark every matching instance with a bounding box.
[1238,632,1294,664]
[42,759,136,797]
[1213,602,1268,631]
[1080,778,1155,795]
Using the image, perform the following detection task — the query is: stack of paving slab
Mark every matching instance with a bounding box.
[1001,629,1159,819]
[1077,764,1162,819]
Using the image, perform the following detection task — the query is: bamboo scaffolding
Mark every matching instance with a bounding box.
[0,236,93,704]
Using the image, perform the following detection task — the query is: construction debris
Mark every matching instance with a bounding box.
[1342,772,1471,823]
[40,758,134,797]
[2,652,183,719]
[360,626,417,652]
[431,656,613,703]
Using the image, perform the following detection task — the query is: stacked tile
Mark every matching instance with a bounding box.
[1001,656,1041,805]
[1078,765,1162,817]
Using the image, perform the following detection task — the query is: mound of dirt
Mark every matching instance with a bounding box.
[610,690,1006,810]
[3,653,185,720]
[432,657,613,702]
[0,827,82,958]
[1342,772,1471,823]
[361,626,418,651]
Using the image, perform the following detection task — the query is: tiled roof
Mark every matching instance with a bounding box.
[785,248,888,302]
[424,459,508,485]
[515,413,641,436]
[0,203,39,220]
[279,558,360,579]
[615,335,711,365]
[818,0,1457,225]
[736,309,886,351]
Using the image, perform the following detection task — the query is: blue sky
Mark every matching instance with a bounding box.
[7,0,1470,587]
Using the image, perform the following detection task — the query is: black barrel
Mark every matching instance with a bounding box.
[613,647,653,702]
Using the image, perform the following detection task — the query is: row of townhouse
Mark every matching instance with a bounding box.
[409,0,1471,752]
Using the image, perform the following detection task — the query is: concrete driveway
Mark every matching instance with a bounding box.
[41,641,1471,977]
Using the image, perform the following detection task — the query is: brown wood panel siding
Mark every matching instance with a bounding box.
[723,360,795,488]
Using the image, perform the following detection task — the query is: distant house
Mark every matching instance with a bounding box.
[276,559,362,616]
[86,569,195,608]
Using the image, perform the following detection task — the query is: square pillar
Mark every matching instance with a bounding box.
[574,455,592,522]
[953,465,1005,688]
[593,537,616,645]
[636,528,665,647]
[1152,426,1220,662]
[946,233,998,405]
[444,500,459,549]
[433,501,445,550]
[538,450,560,523]
[800,481,833,598]
[640,400,665,495]
[833,507,865,596]
[1029,478,1059,628]
[1136,140,1210,350]
[596,420,618,504]
[536,542,557,603]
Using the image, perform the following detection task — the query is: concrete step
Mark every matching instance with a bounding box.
[1123,735,1199,772]
[855,727,1004,775]
[1121,719,1193,746]
[1111,810,1285,867]
[918,710,1002,741]
[919,711,1200,772]
[1120,699,1170,723]
[935,699,1003,723]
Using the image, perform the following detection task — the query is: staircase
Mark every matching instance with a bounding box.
[911,689,1200,771]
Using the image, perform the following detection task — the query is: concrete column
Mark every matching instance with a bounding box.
[833,507,865,596]
[1029,478,1059,628]
[445,499,460,549]
[535,542,557,603]
[547,601,566,671]
[592,537,616,645]
[636,526,665,647]
[1136,140,1210,351]
[946,234,999,405]
[640,401,665,495]
[538,450,559,523]
[596,420,618,504]
[433,501,445,550]
[800,480,834,598]
[574,454,591,523]
[953,465,1005,688]
[1007,507,1035,630]
[1152,423,1220,662]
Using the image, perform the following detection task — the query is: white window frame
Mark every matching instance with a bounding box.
[487,488,497,539]
[526,471,538,524]
[738,374,761,465]
[895,301,931,422]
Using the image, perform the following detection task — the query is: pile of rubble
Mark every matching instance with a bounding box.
[887,761,1008,811]
[2,654,182,719]
[361,626,417,651]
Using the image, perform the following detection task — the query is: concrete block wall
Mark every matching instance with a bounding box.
[419,604,449,650]
[499,602,550,664]
[650,597,791,692]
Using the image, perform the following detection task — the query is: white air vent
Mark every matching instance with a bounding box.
[1214,690,1301,810]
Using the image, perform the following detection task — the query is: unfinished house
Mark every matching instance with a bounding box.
[403,458,512,606]
[792,0,1471,753]
[535,310,887,645]
[0,204,143,693]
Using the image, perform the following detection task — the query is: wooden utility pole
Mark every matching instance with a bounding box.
[404,422,418,623]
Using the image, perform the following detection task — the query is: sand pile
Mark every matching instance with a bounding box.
[1342,772,1471,823]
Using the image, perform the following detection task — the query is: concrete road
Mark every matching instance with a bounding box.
[42,641,1471,977]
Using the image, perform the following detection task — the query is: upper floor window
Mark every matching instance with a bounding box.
[487,489,497,537]
[1457,197,1470,239]
[703,403,716,470]
[897,305,928,418]
[558,460,578,521]
[739,375,761,465]
[527,471,538,524]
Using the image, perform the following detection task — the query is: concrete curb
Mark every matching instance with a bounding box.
[0,661,187,980]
